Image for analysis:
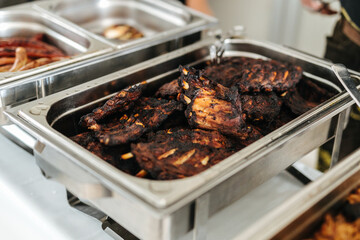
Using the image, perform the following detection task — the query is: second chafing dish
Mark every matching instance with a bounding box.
[36,0,216,49]
[239,148,360,240]
[4,38,356,240]
[0,6,112,84]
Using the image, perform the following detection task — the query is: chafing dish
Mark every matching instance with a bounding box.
[239,147,360,240]
[0,0,215,125]
[0,6,112,84]
[35,0,216,49]
[5,38,356,240]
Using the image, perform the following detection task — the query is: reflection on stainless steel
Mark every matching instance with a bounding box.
[0,0,214,127]
[0,7,112,84]
[332,64,360,107]
[239,148,360,240]
[4,39,351,240]
[36,0,216,48]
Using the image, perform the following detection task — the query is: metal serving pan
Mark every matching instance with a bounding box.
[239,147,360,240]
[5,38,355,240]
[36,0,216,49]
[0,6,112,84]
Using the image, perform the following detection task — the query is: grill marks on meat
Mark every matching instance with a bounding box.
[204,58,302,93]
[203,57,248,87]
[233,59,302,92]
[96,97,183,146]
[241,92,282,122]
[80,83,145,131]
[178,66,261,141]
[155,79,181,99]
[131,129,235,179]
[72,56,334,180]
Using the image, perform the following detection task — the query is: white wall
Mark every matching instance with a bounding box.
[208,0,340,57]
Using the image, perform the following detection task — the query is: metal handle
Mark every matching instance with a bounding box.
[332,64,360,107]
[34,140,112,200]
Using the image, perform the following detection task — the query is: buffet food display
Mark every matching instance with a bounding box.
[6,38,355,239]
[312,187,360,240]
[0,34,68,72]
[70,57,335,180]
[1,1,360,240]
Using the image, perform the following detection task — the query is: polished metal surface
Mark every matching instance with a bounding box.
[4,39,353,240]
[36,0,217,49]
[0,0,215,126]
[0,124,304,239]
[0,133,113,240]
[332,64,360,107]
[239,148,360,240]
[0,6,112,85]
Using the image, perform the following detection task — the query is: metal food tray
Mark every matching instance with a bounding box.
[239,147,360,240]
[0,6,112,84]
[35,0,216,49]
[4,39,355,240]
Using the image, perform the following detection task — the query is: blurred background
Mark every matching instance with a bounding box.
[0,0,340,58]
[209,0,340,57]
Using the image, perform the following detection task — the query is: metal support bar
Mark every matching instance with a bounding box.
[193,193,210,240]
[287,161,323,184]
[330,110,347,168]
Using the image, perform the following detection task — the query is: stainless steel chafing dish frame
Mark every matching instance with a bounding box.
[34,0,217,49]
[0,5,113,84]
[4,38,358,240]
[239,146,360,240]
[0,0,216,126]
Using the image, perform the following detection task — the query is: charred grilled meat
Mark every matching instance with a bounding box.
[282,89,318,115]
[96,97,183,146]
[178,66,261,141]
[204,57,302,93]
[241,92,282,122]
[70,55,335,180]
[155,79,182,99]
[80,83,146,131]
[70,131,117,165]
[233,59,302,93]
[70,131,140,175]
[203,57,248,87]
[131,128,235,179]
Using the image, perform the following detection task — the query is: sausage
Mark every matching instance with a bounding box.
[0,46,65,58]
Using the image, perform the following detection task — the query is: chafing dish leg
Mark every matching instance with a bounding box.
[193,193,210,240]
[330,110,347,168]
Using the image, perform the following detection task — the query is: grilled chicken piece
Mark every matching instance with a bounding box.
[203,57,248,87]
[155,79,182,99]
[96,97,183,146]
[178,66,261,141]
[131,128,235,179]
[70,132,116,165]
[282,89,318,115]
[70,131,140,175]
[80,83,146,131]
[233,59,303,93]
[204,57,302,93]
[241,92,282,122]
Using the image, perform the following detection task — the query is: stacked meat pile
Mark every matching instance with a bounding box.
[310,187,360,240]
[71,57,335,180]
[0,34,68,72]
